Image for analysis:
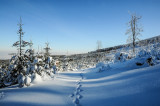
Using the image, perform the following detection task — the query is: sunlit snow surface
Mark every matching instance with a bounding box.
[0,63,160,106]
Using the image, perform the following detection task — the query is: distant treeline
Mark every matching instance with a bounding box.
[0,60,9,66]
[89,35,160,53]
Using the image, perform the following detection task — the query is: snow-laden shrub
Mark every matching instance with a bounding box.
[136,49,149,58]
[22,66,27,75]
[150,49,157,56]
[34,65,38,70]
[67,64,73,71]
[150,48,160,60]
[96,62,111,72]
[10,55,18,64]
[41,70,54,80]
[44,64,50,69]
[135,46,160,66]
[18,73,25,87]
[8,64,16,71]
[33,57,38,64]
[135,55,156,66]
[24,75,31,86]
[30,65,36,73]
[113,52,130,63]
[99,64,111,72]
[31,73,42,84]
[0,54,56,88]
[5,71,11,82]
[52,65,57,74]
[34,57,43,64]
[46,69,54,77]
[46,56,53,64]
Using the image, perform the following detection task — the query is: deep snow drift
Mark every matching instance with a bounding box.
[0,61,160,106]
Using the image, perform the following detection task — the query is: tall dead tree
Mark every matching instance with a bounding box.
[126,12,143,55]
[96,40,102,50]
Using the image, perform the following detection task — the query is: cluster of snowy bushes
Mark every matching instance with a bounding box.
[54,43,160,73]
[0,51,57,88]
[94,43,160,73]
[55,52,107,72]
[112,43,160,65]
[113,52,131,63]
[56,58,96,72]
[1,50,109,88]
[134,44,160,66]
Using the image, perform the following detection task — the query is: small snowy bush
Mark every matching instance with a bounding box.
[113,52,130,63]
[96,62,111,72]
[24,76,31,86]
[136,49,148,57]
[99,64,111,72]
[18,73,25,87]
[31,73,42,84]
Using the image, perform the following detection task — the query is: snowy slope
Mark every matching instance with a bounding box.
[81,64,160,106]
[0,63,160,106]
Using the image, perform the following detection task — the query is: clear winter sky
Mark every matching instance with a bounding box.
[0,0,160,59]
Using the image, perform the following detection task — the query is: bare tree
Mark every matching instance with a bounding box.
[96,40,102,50]
[126,12,143,55]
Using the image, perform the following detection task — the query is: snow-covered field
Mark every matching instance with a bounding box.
[0,60,160,106]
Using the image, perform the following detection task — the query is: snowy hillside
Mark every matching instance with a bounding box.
[0,37,160,106]
[51,35,160,70]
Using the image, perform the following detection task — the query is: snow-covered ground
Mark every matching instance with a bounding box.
[81,63,160,106]
[0,60,160,106]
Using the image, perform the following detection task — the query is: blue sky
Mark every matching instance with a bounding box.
[0,0,160,59]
